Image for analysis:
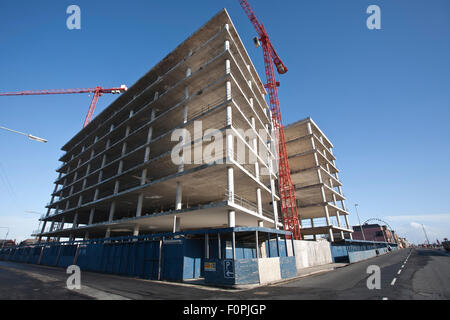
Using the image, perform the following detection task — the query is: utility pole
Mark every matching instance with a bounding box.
[354,204,366,241]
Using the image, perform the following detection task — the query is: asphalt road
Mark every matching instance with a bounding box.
[0,248,448,300]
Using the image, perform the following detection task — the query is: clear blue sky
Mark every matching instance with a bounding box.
[0,0,449,244]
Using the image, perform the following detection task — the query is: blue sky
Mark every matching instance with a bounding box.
[0,0,449,244]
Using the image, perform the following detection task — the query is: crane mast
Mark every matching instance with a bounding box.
[239,0,301,239]
[0,85,127,128]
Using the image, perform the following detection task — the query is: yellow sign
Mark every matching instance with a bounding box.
[204,262,216,272]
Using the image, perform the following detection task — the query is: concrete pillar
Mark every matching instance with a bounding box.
[344,214,353,240]
[114,180,120,194]
[273,200,279,229]
[227,167,234,202]
[108,201,116,222]
[136,193,144,217]
[84,231,90,240]
[258,220,264,227]
[175,182,182,210]
[325,211,334,242]
[173,216,181,233]
[101,154,107,167]
[105,227,111,239]
[141,169,148,185]
[94,188,99,201]
[225,59,230,74]
[226,106,232,126]
[118,160,124,174]
[336,211,345,239]
[224,40,230,51]
[144,146,151,162]
[88,208,95,225]
[226,81,232,101]
[256,188,262,215]
[228,210,236,228]
[182,105,188,124]
[254,161,260,180]
[147,126,154,143]
[73,213,79,228]
[226,132,234,161]
[186,67,191,78]
[311,219,317,241]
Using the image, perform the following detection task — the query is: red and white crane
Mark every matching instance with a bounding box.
[239,0,301,239]
[0,85,127,128]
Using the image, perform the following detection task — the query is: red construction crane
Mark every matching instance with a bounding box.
[239,0,301,239]
[0,85,128,128]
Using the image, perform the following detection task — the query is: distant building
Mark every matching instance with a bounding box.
[0,240,16,248]
[398,237,410,248]
[19,239,38,246]
[352,223,397,243]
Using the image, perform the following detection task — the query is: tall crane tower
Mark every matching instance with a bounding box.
[0,85,127,128]
[239,0,301,239]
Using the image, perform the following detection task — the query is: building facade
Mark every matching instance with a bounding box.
[352,224,397,243]
[35,9,281,242]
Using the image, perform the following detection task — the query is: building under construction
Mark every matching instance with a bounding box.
[36,9,280,242]
[9,8,358,286]
[285,118,353,242]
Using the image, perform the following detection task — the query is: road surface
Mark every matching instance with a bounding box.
[0,248,448,300]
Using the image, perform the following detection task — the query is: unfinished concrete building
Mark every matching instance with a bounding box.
[35,9,281,242]
[285,118,353,242]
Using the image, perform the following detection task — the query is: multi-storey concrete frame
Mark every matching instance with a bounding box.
[35,9,281,242]
[285,118,353,242]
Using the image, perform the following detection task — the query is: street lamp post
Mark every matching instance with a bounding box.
[354,204,366,241]
[0,126,48,143]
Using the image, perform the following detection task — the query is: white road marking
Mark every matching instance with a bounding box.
[397,270,402,275]
[382,297,388,300]
[391,278,397,286]
[401,265,405,268]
